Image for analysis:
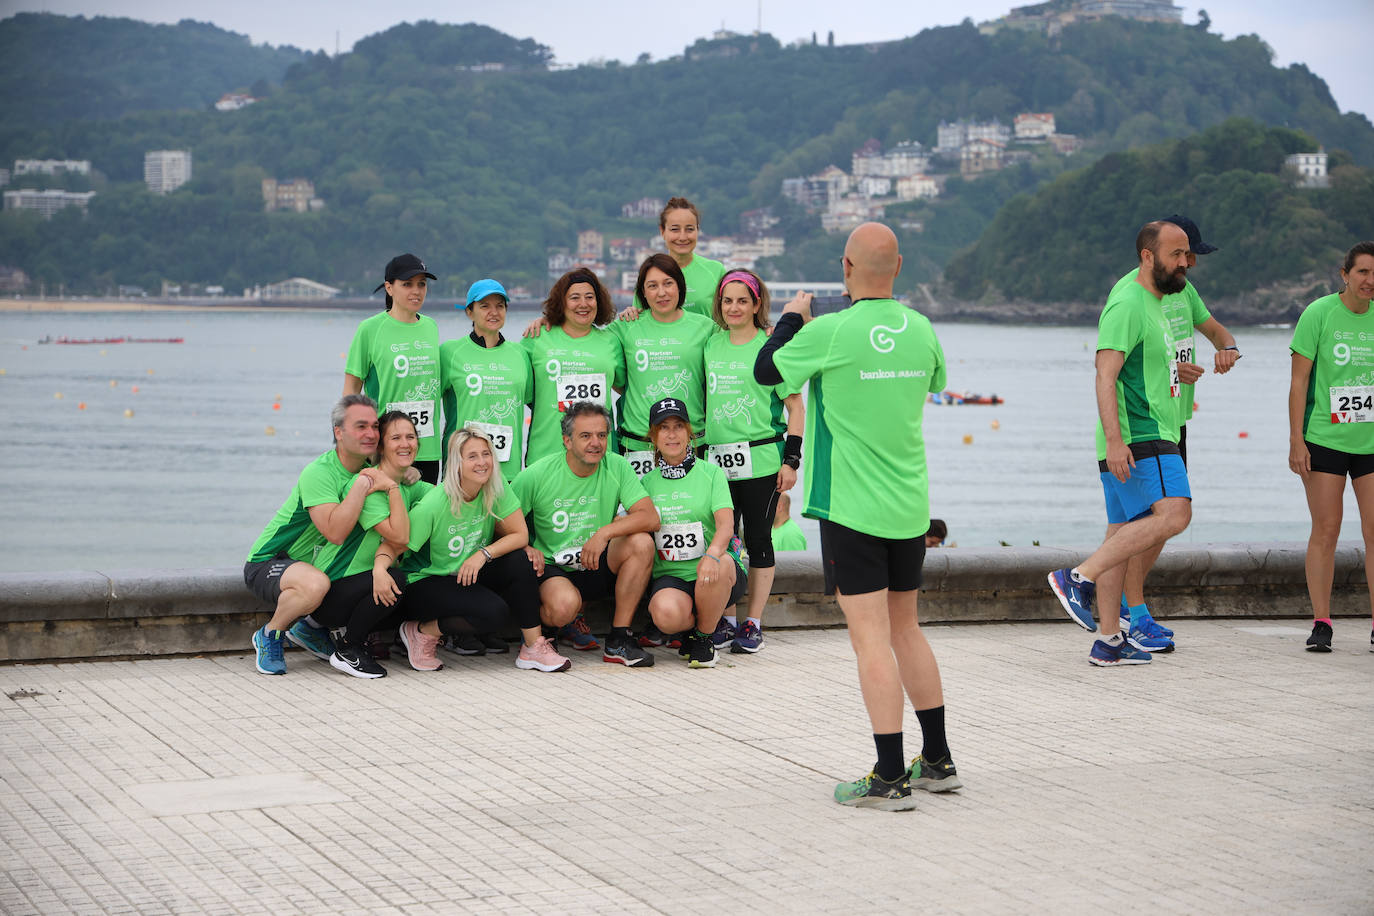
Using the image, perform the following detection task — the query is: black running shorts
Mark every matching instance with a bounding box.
[819,520,925,596]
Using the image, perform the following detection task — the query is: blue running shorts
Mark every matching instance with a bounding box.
[1100,452,1190,524]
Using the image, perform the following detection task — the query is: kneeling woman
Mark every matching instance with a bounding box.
[639,397,746,668]
[313,410,430,678]
[397,426,572,672]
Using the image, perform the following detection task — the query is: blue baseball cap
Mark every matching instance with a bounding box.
[1163,214,1218,255]
[464,278,509,308]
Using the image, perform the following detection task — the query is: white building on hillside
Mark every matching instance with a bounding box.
[895,175,939,201]
[3,189,96,218]
[145,150,192,194]
[1286,148,1329,188]
[1014,112,1056,141]
[14,159,91,176]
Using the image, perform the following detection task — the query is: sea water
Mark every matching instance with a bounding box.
[0,306,1328,573]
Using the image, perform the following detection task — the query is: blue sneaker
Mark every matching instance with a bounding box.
[1126,624,1174,654]
[731,619,764,654]
[1048,568,1096,631]
[253,626,286,675]
[710,617,736,649]
[558,613,599,651]
[285,619,334,661]
[1134,612,1174,639]
[1088,637,1151,667]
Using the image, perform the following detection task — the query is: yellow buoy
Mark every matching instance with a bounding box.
[962,434,973,445]
[54,392,64,399]
[109,379,118,388]
[0,368,6,375]
[265,425,276,436]
[98,349,107,356]
[990,419,1001,430]
[123,408,134,418]
[147,369,155,375]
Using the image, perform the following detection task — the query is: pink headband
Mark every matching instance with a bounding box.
[721,270,761,301]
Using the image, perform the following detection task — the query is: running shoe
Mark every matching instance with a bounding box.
[559,613,599,651]
[365,630,392,660]
[1369,628,1373,653]
[637,622,669,647]
[253,626,286,676]
[1048,568,1096,631]
[709,618,736,649]
[447,633,487,655]
[1305,620,1332,653]
[330,640,387,678]
[731,619,764,654]
[515,636,572,672]
[907,755,963,793]
[1088,637,1151,667]
[1133,612,1174,640]
[602,630,654,667]
[398,620,442,671]
[480,633,510,654]
[685,631,717,669]
[833,770,917,811]
[1125,624,1174,654]
[284,619,334,661]
[1119,596,1131,630]
[664,631,684,650]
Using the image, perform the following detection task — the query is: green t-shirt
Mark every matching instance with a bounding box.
[510,452,649,572]
[402,484,523,580]
[1113,270,1211,425]
[632,255,725,318]
[345,311,442,461]
[246,449,355,564]
[1094,279,1179,460]
[1291,293,1374,453]
[773,300,945,540]
[612,310,715,450]
[439,334,533,482]
[313,479,431,581]
[704,328,797,481]
[522,326,626,466]
[771,517,809,552]
[640,459,734,580]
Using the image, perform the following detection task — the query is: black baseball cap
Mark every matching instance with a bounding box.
[648,397,690,427]
[1163,214,1218,255]
[374,253,437,293]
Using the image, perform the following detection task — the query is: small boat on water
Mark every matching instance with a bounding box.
[125,337,184,344]
[928,390,1003,406]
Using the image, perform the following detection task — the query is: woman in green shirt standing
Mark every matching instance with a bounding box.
[1289,241,1374,653]
[345,254,443,483]
[703,269,804,655]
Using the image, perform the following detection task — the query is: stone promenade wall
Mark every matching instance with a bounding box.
[1,543,1366,663]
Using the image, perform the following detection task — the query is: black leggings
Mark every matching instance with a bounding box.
[395,551,540,636]
[313,569,408,646]
[729,475,780,569]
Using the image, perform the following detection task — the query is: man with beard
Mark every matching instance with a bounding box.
[1047,221,1194,667]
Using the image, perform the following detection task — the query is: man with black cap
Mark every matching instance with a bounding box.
[345,253,443,483]
[510,401,660,667]
[1114,215,1240,647]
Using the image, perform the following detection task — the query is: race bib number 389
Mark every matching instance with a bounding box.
[1330,386,1374,423]
[707,442,753,480]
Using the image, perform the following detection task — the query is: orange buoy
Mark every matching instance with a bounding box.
[109,379,117,388]
[1238,431,1249,438]
[990,419,1001,430]
[962,434,973,445]
[77,401,87,410]
[272,403,281,411]
[130,385,139,393]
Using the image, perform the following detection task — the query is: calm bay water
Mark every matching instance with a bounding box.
[0,305,1331,573]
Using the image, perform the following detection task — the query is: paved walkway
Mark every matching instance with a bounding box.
[2,619,1371,915]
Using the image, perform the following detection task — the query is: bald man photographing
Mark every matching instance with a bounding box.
[755,222,959,811]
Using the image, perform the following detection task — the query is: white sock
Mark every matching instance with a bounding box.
[1070,567,1093,584]
[747,617,761,628]
[725,615,737,627]
[1101,633,1123,646]
[304,614,321,628]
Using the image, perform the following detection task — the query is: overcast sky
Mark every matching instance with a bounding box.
[8,1,1372,119]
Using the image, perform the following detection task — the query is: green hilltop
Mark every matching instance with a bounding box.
[0,13,1369,312]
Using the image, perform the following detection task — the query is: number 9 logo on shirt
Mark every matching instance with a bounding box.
[545,359,562,381]
[552,510,570,533]
[466,373,483,396]
[708,371,718,394]
[393,354,410,378]
[1334,342,1352,366]
[447,534,466,558]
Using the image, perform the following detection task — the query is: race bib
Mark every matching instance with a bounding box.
[708,442,753,480]
[1330,386,1374,423]
[1171,341,1193,398]
[387,400,434,438]
[556,373,607,411]
[655,522,705,562]
[625,450,655,477]
[552,544,587,571]
[467,421,514,462]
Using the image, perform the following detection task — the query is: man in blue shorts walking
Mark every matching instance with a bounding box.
[1048,220,1194,666]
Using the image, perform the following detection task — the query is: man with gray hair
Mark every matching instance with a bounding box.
[510,401,660,667]
[243,393,394,675]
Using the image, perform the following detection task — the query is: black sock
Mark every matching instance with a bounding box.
[873,732,905,781]
[610,626,633,639]
[915,705,950,763]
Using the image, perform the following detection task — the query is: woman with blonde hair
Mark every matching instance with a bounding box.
[397,426,570,672]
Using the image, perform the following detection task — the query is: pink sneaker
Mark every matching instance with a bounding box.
[398,621,443,671]
[515,636,572,672]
